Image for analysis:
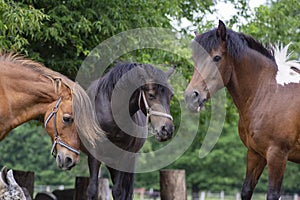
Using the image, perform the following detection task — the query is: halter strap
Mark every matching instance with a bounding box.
[139,90,173,126]
[44,97,80,157]
[44,97,62,128]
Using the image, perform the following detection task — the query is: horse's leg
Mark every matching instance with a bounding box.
[87,153,101,200]
[266,147,288,200]
[108,167,135,200]
[241,150,266,200]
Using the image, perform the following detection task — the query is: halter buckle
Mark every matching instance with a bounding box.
[51,107,58,113]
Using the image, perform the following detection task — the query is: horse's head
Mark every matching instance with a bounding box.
[185,20,233,112]
[137,66,175,142]
[44,95,80,170]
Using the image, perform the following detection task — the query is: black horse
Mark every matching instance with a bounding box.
[84,62,175,200]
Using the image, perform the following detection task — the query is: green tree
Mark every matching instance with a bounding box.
[239,0,300,53]
[0,0,214,188]
[0,0,214,79]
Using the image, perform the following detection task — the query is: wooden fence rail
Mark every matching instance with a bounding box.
[7,169,300,200]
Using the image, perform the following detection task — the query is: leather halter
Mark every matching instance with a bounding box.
[44,97,80,157]
[138,90,173,125]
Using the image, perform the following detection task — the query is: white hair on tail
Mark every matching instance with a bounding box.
[274,43,300,85]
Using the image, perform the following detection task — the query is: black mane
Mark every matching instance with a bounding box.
[98,62,169,98]
[194,28,275,62]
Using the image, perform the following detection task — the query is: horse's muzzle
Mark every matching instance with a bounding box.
[184,89,207,113]
[56,152,77,170]
[156,122,174,142]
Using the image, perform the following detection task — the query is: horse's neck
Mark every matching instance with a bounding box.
[95,82,144,129]
[227,50,277,114]
[94,85,145,150]
[0,66,62,139]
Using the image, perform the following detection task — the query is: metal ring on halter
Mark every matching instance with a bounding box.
[45,97,80,157]
[50,136,80,157]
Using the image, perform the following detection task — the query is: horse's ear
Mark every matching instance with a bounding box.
[216,20,226,41]
[166,66,176,79]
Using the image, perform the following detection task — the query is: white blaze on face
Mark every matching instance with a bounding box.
[274,43,300,85]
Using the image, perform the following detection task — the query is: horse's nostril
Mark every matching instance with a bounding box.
[65,156,74,168]
[162,125,166,131]
[192,90,199,98]
[161,124,174,135]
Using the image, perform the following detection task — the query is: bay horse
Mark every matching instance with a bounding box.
[184,20,300,200]
[0,53,104,170]
[85,62,175,200]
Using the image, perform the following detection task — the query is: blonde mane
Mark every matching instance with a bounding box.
[0,52,106,145]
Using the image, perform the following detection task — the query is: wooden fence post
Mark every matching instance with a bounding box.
[74,176,89,200]
[35,192,57,200]
[74,176,111,200]
[53,189,74,200]
[192,185,199,200]
[13,170,34,199]
[97,178,110,200]
[160,169,186,200]
[200,191,205,200]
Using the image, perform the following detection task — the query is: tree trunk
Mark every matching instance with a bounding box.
[160,169,186,200]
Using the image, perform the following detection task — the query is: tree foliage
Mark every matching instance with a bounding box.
[0,0,213,188]
[239,0,300,53]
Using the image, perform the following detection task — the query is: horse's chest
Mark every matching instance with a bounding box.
[238,115,274,151]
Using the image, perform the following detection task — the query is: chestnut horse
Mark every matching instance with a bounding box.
[85,62,175,200]
[0,53,104,170]
[185,20,300,200]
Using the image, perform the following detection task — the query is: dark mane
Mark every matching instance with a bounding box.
[194,28,275,62]
[98,62,169,97]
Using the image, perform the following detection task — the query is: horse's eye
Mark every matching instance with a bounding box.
[213,55,221,62]
[62,114,73,124]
